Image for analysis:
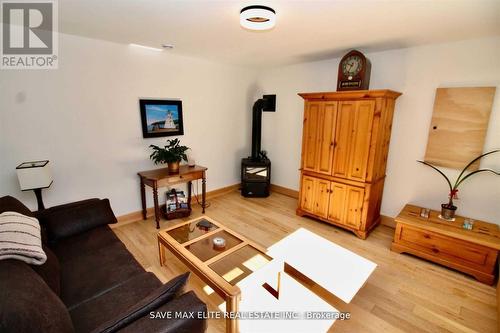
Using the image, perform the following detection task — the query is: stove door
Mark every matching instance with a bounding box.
[244,167,269,181]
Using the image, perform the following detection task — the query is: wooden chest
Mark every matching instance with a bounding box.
[391,204,500,285]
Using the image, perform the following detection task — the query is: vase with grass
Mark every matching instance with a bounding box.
[149,138,189,173]
[418,149,500,220]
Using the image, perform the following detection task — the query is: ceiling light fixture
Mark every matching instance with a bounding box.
[129,43,163,52]
[240,5,276,31]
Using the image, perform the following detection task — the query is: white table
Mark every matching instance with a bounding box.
[267,228,377,303]
[220,228,377,333]
[236,259,338,333]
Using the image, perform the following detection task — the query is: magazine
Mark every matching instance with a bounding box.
[166,189,188,212]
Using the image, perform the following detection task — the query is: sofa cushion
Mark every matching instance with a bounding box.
[42,199,117,242]
[0,195,34,217]
[32,244,61,295]
[52,225,122,263]
[69,272,162,333]
[56,227,144,308]
[91,272,189,333]
[0,259,74,333]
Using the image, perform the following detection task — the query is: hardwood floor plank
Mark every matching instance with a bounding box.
[371,305,433,333]
[112,190,497,332]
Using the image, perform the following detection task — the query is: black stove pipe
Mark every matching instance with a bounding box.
[251,98,266,161]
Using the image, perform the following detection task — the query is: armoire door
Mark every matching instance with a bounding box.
[347,100,375,181]
[313,178,330,218]
[344,185,365,228]
[299,176,316,213]
[333,100,375,181]
[316,102,338,175]
[301,102,321,172]
[332,101,356,178]
[327,182,364,229]
[327,182,347,224]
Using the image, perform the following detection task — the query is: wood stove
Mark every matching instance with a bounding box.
[241,95,275,197]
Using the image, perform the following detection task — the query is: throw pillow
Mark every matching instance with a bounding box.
[0,211,47,265]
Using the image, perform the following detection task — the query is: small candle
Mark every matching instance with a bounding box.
[213,237,226,249]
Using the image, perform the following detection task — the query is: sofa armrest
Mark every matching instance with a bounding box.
[91,273,196,333]
[37,199,117,243]
[119,291,207,333]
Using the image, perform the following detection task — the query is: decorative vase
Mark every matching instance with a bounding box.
[167,161,180,173]
[441,203,457,220]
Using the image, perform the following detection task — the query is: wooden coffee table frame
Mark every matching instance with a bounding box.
[157,216,270,333]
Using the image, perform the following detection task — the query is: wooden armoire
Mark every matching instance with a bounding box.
[297,90,402,239]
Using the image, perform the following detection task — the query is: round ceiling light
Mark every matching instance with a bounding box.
[240,5,276,31]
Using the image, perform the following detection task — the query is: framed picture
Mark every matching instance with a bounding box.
[139,99,184,138]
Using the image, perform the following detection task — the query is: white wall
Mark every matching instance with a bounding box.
[0,33,256,215]
[2,33,499,223]
[255,37,500,223]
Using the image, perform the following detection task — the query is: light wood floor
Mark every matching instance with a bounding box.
[112,190,497,333]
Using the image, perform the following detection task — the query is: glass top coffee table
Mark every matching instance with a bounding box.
[158,217,376,333]
[157,216,272,333]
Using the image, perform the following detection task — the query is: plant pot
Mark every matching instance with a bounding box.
[441,203,457,220]
[167,161,180,174]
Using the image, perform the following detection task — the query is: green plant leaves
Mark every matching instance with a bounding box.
[454,149,500,188]
[149,139,189,164]
[417,149,500,205]
[417,160,453,193]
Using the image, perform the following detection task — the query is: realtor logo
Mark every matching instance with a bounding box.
[1,0,58,69]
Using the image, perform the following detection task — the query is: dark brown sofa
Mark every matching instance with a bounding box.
[0,196,207,333]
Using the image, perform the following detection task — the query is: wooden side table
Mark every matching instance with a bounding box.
[391,204,500,285]
[138,165,207,229]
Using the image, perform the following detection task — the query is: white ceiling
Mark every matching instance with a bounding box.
[57,0,500,67]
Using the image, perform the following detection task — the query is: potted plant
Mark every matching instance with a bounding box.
[418,149,500,220]
[149,138,189,173]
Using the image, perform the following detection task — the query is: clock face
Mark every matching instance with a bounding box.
[337,50,370,91]
[342,55,363,77]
